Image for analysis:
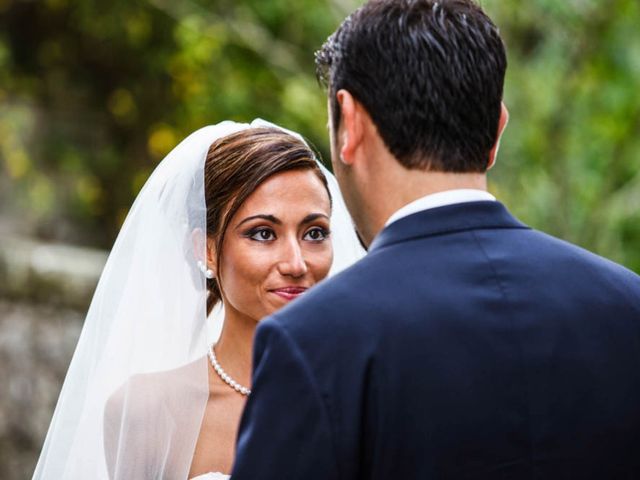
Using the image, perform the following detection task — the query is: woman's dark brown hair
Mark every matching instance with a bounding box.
[204,127,331,315]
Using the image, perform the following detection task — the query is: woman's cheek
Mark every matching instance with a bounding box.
[309,245,333,280]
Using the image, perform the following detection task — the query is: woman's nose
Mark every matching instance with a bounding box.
[277,238,308,278]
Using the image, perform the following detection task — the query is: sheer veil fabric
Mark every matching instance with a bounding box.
[33,120,365,479]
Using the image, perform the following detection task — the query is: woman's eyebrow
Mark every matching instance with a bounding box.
[301,213,330,224]
[236,214,281,229]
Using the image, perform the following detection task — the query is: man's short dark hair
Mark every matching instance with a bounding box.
[315,0,507,172]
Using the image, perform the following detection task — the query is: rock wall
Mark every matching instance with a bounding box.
[0,235,105,479]
[0,300,83,478]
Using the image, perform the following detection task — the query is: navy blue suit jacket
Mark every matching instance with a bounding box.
[232,201,640,479]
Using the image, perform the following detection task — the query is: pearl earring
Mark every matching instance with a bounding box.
[197,260,215,279]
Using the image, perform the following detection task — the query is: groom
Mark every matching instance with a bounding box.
[232,0,640,478]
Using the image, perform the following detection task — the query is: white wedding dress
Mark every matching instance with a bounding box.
[191,473,230,480]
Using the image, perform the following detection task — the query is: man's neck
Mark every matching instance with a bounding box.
[365,170,488,243]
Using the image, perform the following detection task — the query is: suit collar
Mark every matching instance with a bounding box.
[384,189,496,227]
[369,201,529,252]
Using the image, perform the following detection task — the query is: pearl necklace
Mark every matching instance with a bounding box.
[207,344,251,396]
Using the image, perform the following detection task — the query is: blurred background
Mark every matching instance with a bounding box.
[0,0,639,477]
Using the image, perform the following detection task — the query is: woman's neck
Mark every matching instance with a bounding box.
[213,307,256,388]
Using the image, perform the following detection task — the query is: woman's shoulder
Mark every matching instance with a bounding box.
[103,356,210,477]
[105,356,208,426]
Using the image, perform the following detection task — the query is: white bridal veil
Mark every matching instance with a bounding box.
[33,119,365,479]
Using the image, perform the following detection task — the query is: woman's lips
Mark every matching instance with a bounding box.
[270,287,308,301]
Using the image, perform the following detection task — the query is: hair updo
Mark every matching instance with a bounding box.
[204,127,331,315]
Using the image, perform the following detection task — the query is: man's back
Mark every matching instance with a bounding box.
[233,202,640,479]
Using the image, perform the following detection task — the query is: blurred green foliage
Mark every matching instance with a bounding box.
[0,0,638,271]
[490,0,640,272]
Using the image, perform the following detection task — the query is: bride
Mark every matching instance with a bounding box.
[32,120,365,479]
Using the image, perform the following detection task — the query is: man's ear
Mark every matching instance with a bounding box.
[336,89,365,166]
[487,102,509,170]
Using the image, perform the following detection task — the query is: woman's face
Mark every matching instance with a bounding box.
[214,169,333,322]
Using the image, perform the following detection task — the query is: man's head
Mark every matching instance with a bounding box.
[316,0,508,244]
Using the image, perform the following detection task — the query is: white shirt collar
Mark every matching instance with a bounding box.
[384,189,496,227]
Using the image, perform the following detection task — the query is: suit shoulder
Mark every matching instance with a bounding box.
[484,227,640,311]
[283,252,386,308]
[263,253,393,340]
[529,229,640,283]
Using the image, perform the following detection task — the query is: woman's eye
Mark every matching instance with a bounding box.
[248,229,276,242]
[304,227,330,242]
